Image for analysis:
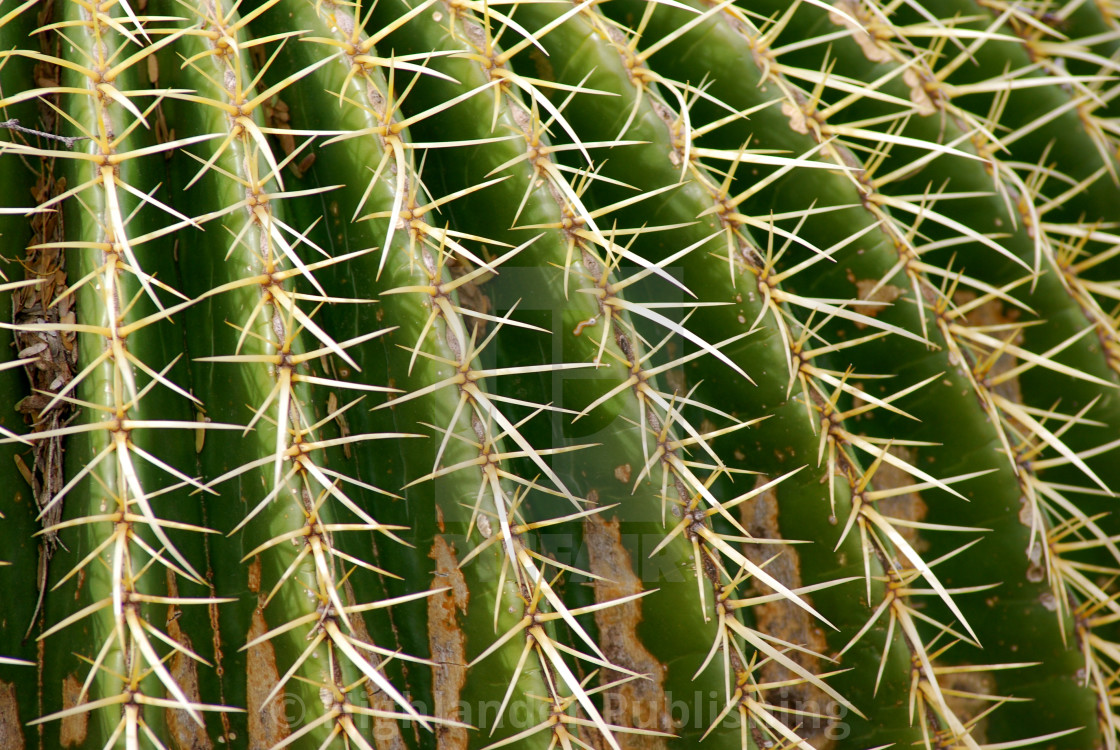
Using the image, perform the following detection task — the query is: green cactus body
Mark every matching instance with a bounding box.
[1,1,1120,749]
[572,1,1113,744]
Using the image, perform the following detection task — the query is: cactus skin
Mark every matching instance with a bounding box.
[1,1,1119,749]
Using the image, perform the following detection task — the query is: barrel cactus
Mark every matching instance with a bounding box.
[1,0,1119,748]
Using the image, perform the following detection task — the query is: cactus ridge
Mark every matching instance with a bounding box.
[1,1,1120,749]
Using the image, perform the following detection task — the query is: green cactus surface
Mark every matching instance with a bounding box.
[2,1,1120,749]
